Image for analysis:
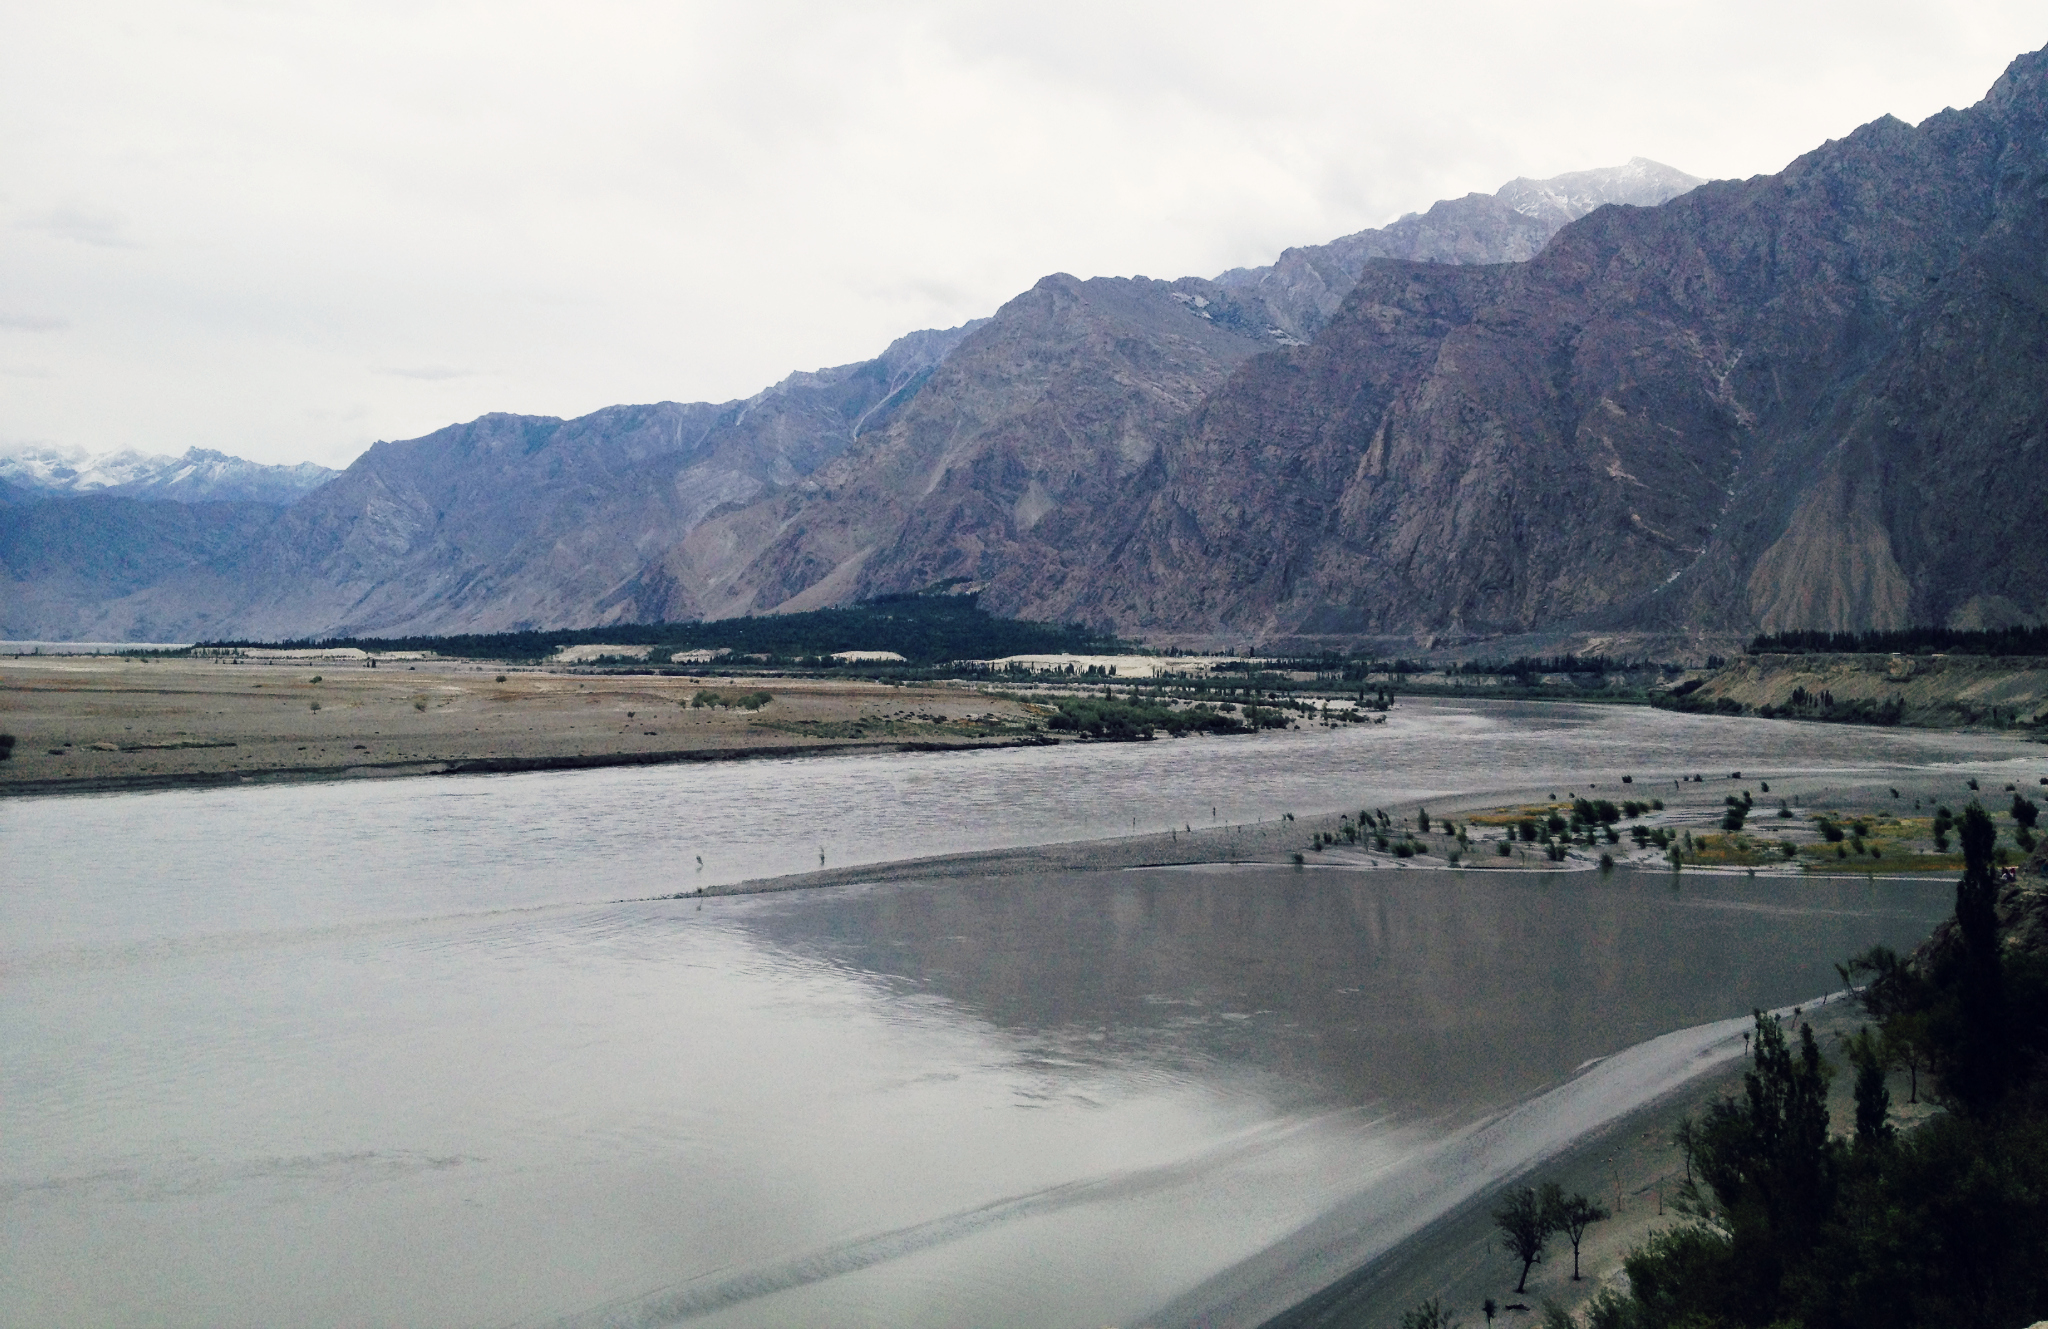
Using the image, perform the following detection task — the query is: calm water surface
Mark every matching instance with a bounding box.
[3,702,2038,1326]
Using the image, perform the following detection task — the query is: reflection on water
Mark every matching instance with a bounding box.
[735,866,1947,1120]
[0,703,2026,1327]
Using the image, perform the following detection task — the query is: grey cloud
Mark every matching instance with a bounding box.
[0,313,70,331]
[19,205,140,248]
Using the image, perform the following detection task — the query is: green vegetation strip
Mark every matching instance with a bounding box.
[196,592,1118,666]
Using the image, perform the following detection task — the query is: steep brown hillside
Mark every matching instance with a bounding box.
[623,273,1280,620]
[1049,47,2048,644]
[1215,157,1703,341]
[631,161,1703,627]
[12,324,978,640]
[0,163,1702,643]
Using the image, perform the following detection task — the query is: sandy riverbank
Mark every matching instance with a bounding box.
[1252,994,1931,1329]
[0,655,1051,796]
[699,755,2043,899]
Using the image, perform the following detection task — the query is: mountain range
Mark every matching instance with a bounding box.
[7,44,2045,651]
[0,446,337,505]
[0,158,1699,643]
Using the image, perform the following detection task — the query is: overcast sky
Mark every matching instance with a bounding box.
[3,3,2042,469]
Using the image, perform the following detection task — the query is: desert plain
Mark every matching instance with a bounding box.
[0,654,1046,796]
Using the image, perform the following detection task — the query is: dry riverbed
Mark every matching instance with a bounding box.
[0,655,1051,795]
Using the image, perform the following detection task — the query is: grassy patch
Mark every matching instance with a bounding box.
[748,718,1017,741]
[690,689,772,710]
[1044,696,1263,739]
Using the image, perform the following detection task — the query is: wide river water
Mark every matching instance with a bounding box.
[5,700,2043,1326]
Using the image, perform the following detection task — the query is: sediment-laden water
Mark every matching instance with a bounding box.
[3,701,2037,1326]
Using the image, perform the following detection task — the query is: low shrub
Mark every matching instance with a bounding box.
[691,689,773,711]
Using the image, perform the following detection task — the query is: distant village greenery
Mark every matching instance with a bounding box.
[1041,694,1288,740]
[1749,625,2048,656]
[199,592,1120,667]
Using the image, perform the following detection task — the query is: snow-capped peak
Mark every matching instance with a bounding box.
[0,444,338,504]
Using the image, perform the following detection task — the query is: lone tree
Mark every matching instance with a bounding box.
[1953,802,2007,1112]
[1493,1185,1554,1293]
[1549,1188,1610,1280]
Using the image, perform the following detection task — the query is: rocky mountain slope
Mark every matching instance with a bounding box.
[619,272,1282,624]
[0,446,337,504]
[4,159,1699,643]
[49,48,2048,655]
[1,324,979,640]
[1035,46,2048,646]
[612,160,1701,627]
[0,490,283,640]
[1214,157,1702,342]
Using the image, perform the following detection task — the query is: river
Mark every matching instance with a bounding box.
[3,700,2039,1326]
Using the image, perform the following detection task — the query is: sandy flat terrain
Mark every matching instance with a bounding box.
[0,656,1048,795]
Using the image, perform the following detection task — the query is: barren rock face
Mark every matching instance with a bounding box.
[634,273,1282,623]
[640,160,1706,628]
[1040,48,2048,643]
[1,324,981,641]
[1213,157,1704,342]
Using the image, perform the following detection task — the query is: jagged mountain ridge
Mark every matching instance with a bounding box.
[0,446,338,505]
[620,272,1283,626]
[1,323,981,640]
[615,160,1703,626]
[1042,47,2048,645]
[1213,157,1704,343]
[3,160,1699,642]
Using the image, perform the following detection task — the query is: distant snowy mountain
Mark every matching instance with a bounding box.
[0,446,337,504]
[1212,157,1704,342]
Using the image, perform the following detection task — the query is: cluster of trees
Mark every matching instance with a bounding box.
[1043,695,1276,740]
[1574,803,2048,1328]
[1447,654,1646,680]
[689,689,771,711]
[1506,800,1665,854]
[1652,692,1746,717]
[1315,806,1455,858]
[1754,691,1907,726]
[1654,685,1908,726]
[1492,1182,1612,1292]
[1750,625,2048,657]
[198,592,1119,667]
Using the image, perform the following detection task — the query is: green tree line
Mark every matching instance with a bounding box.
[1576,802,2048,1328]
